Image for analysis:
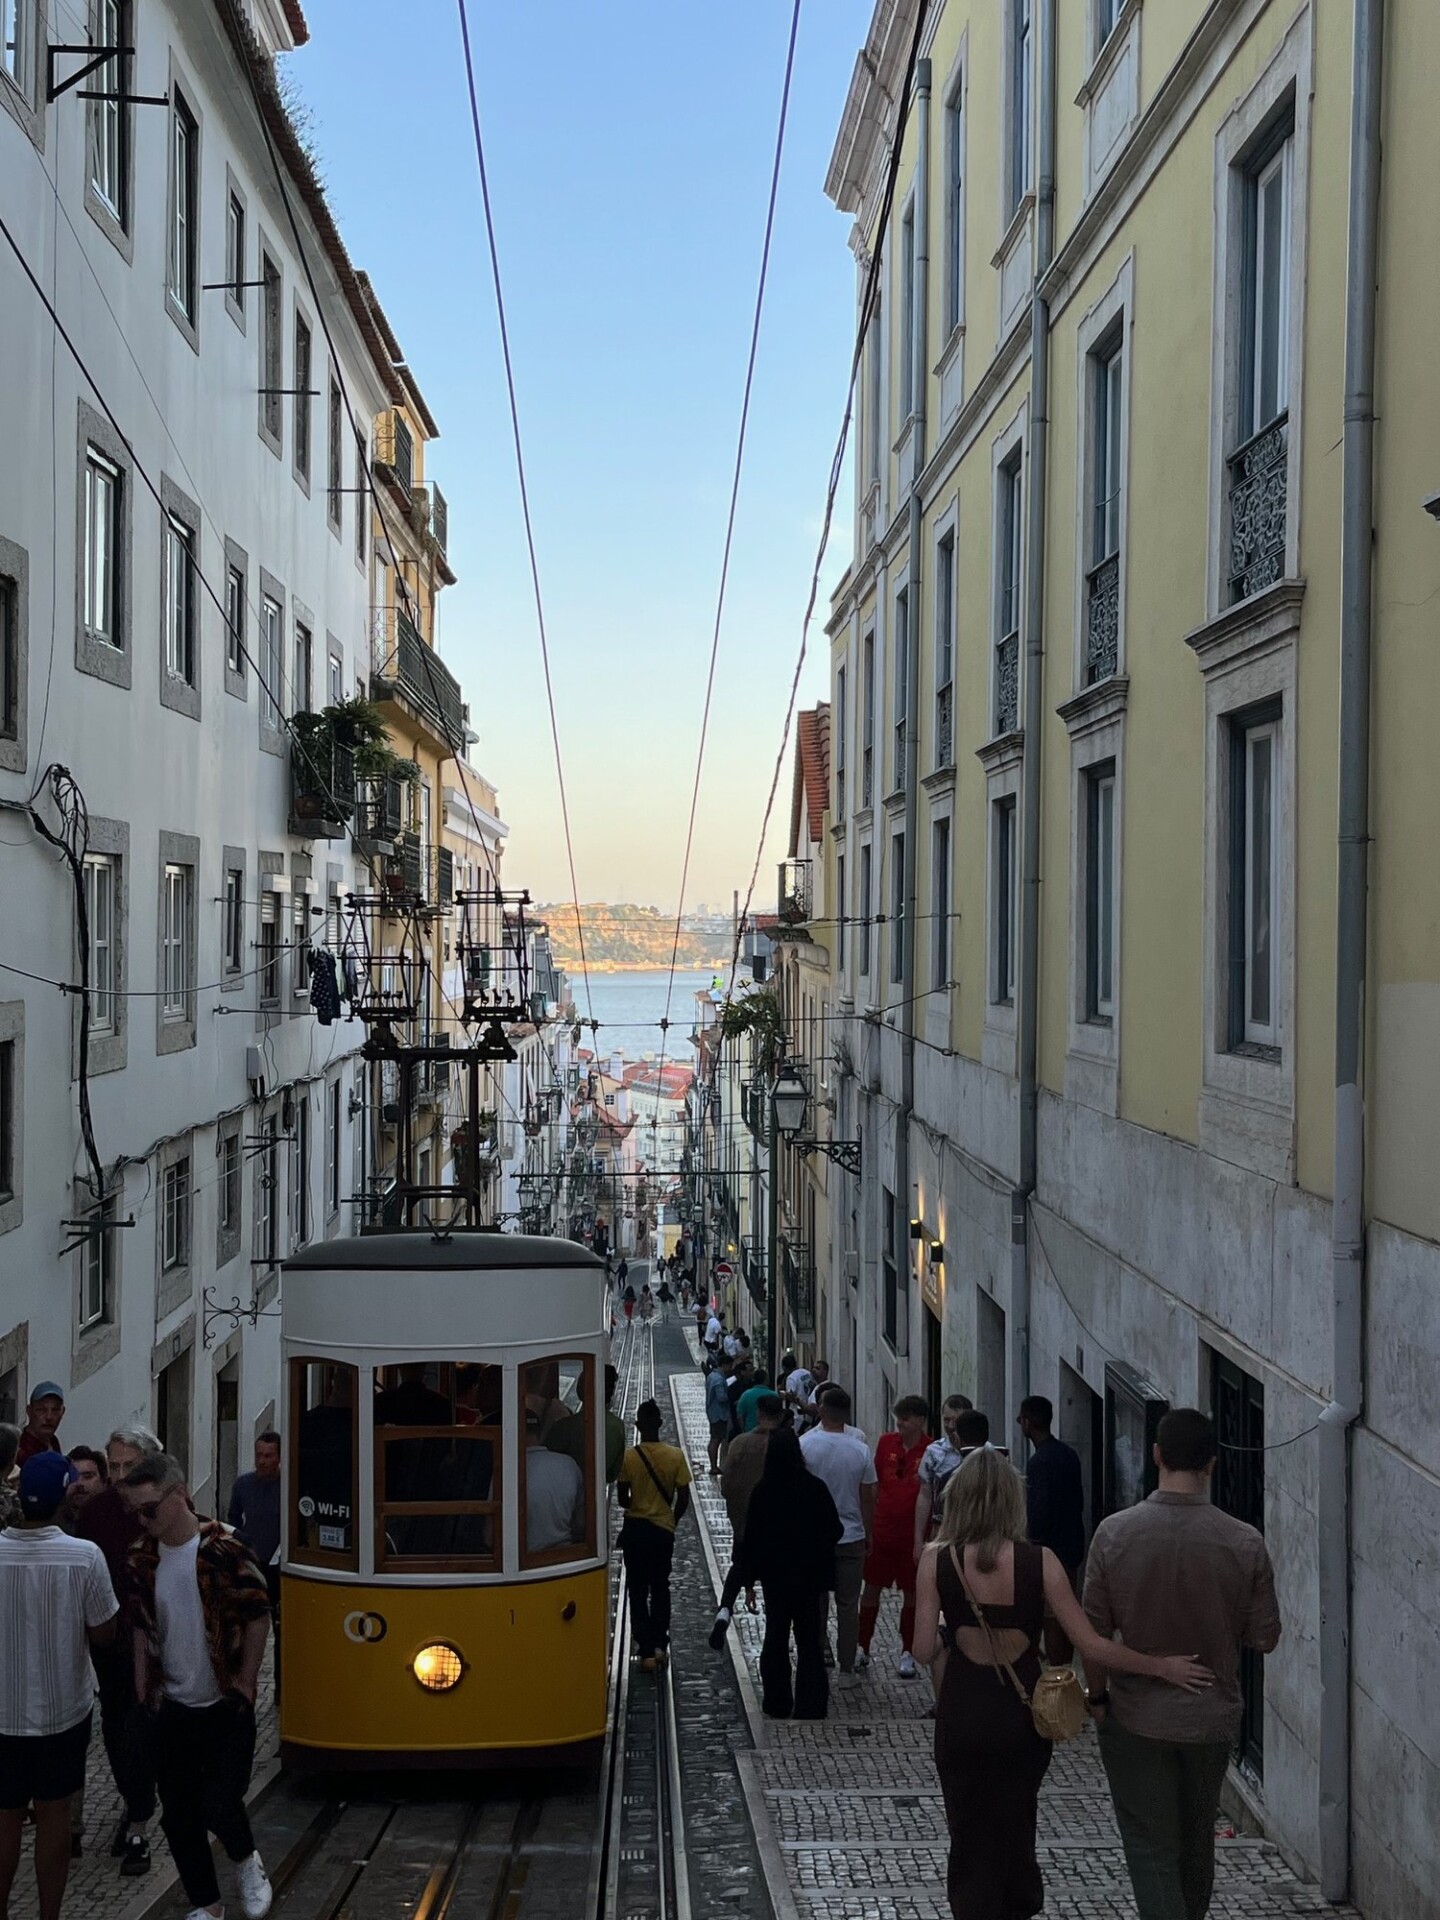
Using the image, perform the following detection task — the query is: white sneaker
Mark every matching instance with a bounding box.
[235,1851,272,1920]
[183,1908,223,1919]
[852,1649,870,1671]
[898,1651,918,1679]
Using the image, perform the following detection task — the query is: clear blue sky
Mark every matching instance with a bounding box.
[292,0,871,913]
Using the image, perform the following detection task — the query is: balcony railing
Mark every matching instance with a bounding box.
[355,773,405,849]
[781,1240,815,1335]
[371,606,466,750]
[288,736,356,841]
[935,682,954,770]
[1085,552,1120,683]
[381,834,455,910]
[778,858,812,927]
[994,630,1019,735]
[373,408,414,493]
[1228,412,1288,604]
[432,484,449,560]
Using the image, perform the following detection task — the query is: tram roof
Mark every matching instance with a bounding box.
[283,1230,605,1274]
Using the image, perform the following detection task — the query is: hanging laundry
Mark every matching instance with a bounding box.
[308,948,342,1025]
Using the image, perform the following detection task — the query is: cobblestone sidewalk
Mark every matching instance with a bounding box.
[8,1648,278,1920]
[670,1355,1360,1920]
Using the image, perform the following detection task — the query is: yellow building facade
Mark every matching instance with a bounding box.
[823,2,1434,1908]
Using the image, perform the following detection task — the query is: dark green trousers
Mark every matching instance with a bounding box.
[1098,1719,1232,1920]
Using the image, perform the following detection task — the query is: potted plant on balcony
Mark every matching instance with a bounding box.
[290,696,417,834]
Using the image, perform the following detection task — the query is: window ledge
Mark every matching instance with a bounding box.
[1057,673,1130,739]
[1184,577,1305,677]
[976,728,1024,775]
[892,411,920,458]
[992,192,1036,271]
[922,765,956,796]
[829,818,848,841]
[1076,0,1143,107]
[852,805,873,831]
[883,786,906,812]
[933,323,965,380]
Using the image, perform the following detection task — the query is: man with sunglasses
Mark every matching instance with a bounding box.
[120,1454,273,1920]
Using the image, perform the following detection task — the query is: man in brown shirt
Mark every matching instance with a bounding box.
[1083,1407,1280,1920]
[709,1395,784,1648]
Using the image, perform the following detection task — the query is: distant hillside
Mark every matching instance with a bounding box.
[539,904,732,973]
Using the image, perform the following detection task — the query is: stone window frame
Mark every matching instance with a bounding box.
[326,371,344,536]
[1204,5,1313,625]
[154,1130,195,1329]
[291,595,316,717]
[223,164,247,333]
[1057,678,1128,1115]
[71,1171,123,1387]
[220,844,246,995]
[1071,253,1134,693]
[223,535,248,700]
[291,295,315,497]
[977,735,1022,1076]
[158,473,201,720]
[0,0,47,153]
[933,28,969,435]
[257,851,285,1030]
[988,397,1028,742]
[1184,579,1303,1182]
[156,830,199,1055]
[993,0,1035,342]
[1076,0,1142,200]
[75,399,134,689]
[923,792,955,1059]
[257,227,285,460]
[354,426,369,572]
[73,815,129,1077]
[0,531,29,774]
[257,566,285,756]
[289,853,314,1008]
[0,1001,23,1237]
[216,1113,243,1270]
[83,0,133,262]
[163,51,202,356]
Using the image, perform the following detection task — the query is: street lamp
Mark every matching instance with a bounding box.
[766,1063,810,1374]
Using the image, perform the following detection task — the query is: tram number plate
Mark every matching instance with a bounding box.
[319,1525,346,1550]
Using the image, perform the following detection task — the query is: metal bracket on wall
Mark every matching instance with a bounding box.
[201,1288,278,1350]
[794,1137,862,1176]
[58,1210,136,1260]
[46,45,168,106]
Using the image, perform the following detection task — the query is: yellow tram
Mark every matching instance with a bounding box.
[277,1230,610,1768]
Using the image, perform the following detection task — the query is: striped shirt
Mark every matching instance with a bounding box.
[0,1526,117,1736]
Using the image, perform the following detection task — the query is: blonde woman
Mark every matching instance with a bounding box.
[912,1447,1211,1920]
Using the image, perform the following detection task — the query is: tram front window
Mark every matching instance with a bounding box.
[291,1360,358,1570]
[522,1354,596,1568]
[374,1361,501,1569]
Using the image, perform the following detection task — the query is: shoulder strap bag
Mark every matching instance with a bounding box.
[635,1445,676,1511]
[950,1545,1087,1743]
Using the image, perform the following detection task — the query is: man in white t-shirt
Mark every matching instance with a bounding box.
[524,1418,587,1553]
[0,1452,118,1920]
[799,1389,876,1674]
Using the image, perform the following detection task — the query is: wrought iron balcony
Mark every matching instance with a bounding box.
[1228,413,1288,604]
[781,1239,816,1335]
[287,736,355,841]
[778,858,812,927]
[371,606,466,751]
[994,630,1019,735]
[380,834,454,911]
[1085,552,1120,683]
[355,773,406,851]
[935,682,954,770]
[373,407,414,493]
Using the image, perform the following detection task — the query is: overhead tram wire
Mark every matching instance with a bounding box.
[454,0,596,1036]
[651,0,804,1116]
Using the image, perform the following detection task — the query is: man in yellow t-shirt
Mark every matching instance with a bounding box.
[617,1401,692,1670]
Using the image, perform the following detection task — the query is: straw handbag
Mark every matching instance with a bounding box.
[950,1546,1087,1743]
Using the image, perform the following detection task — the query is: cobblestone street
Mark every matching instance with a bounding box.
[670,1349,1362,1920]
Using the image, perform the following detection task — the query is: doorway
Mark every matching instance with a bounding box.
[922,1304,942,1425]
[976,1287,1007,1430]
[1058,1360,1103,1547]
[215,1358,240,1518]
[156,1347,193,1480]
[1211,1350,1265,1781]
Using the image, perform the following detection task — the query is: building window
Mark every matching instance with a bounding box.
[889,831,905,985]
[932,817,951,992]
[1084,763,1116,1022]
[992,796,1017,1005]
[861,631,875,807]
[87,0,128,223]
[259,894,280,1006]
[161,863,191,1020]
[225,563,244,676]
[261,594,282,728]
[1007,0,1033,220]
[1086,335,1123,684]
[834,664,847,816]
[882,1186,899,1350]
[291,892,309,1000]
[84,450,121,651]
[0,1036,12,1206]
[79,1196,115,1331]
[1229,706,1280,1051]
[294,313,313,482]
[935,529,955,768]
[858,843,873,977]
[223,867,244,975]
[226,189,245,310]
[943,73,964,335]
[328,646,343,705]
[0,571,16,742]
[327,376,343,530]
[836,852,847,971]
[219,1131,241,1239]
[254,1115,278,1269]
[160,1156,191,1271]
[866,297,883,491]
[2,0,31,90]
[995,453,1022,734]
[162,514,196,686]
[83,854,116,1033]
[1097,0,1123,44]
[899,206,916,419]
[326,1077,341,1217]
[292,1093,309,1248]
[892,587,909,792]
[166,91,198,325]
[1229,125,1293,604]
[260,252,283,445]
[294,620,313,715]
[354,431,368,561]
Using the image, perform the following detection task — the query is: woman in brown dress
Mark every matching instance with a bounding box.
[912,1448,1211,1919]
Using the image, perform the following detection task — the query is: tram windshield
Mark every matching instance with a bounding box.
[373,1361,502,1571]
[290,1360,358,1570]
[521,1353,597,1568]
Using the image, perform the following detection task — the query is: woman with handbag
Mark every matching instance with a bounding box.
[736,1428,842,1719]
[912,1447,1212,1920]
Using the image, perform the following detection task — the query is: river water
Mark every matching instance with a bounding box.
[567,967,718,1064]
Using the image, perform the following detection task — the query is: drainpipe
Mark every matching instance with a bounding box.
[1011,0,1057,1425]
[898,58,930,1382]
[1320,0,1383,1901]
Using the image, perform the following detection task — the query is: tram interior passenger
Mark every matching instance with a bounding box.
[374,1361,500,1564]
[523,1357,593,1560]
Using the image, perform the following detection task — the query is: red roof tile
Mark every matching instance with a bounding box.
[790,704,831,852]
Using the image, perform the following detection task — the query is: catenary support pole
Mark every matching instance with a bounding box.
[1321,0,1383,1901]
[1011,0,1057,1429]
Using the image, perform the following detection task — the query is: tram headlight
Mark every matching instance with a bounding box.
[411,1642,465,1692]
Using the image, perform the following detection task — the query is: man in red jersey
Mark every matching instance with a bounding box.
[856,1396,931,1678]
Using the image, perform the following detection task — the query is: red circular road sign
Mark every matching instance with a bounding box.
[712,1260,734,1281]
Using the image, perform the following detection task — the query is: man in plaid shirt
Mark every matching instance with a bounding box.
[120,1453,273,1920]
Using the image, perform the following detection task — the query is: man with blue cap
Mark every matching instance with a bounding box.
[17,1380,65,1469]
[0,1451,118,1920]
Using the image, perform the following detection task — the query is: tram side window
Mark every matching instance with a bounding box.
[522,1353,596,1568]
[374,1361,501,1569]
[291,1360,358,1570]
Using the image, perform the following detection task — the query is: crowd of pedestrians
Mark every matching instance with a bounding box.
[0,1380,279,1920]
[691,1321,1280,1920]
